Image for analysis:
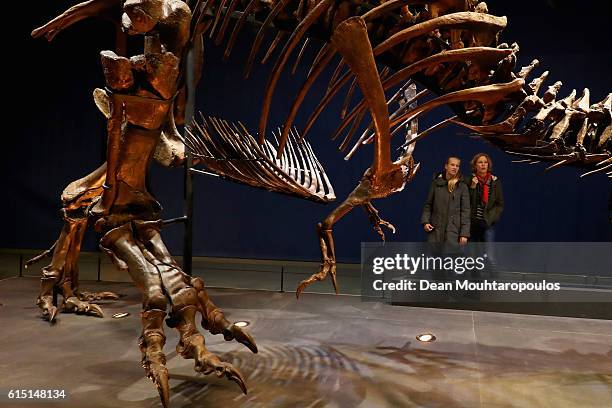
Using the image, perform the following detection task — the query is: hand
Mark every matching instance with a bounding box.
[459,236,468,246]
[424,223,434,232]
[471,176,478,188]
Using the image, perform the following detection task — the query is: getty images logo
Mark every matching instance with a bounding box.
[372,253,487,275]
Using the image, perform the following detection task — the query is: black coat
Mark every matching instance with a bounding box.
[466,174,504,226]
[421,173,471,243]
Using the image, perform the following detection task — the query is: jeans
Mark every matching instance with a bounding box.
[471,220,497,274]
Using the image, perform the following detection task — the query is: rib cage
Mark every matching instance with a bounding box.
[188,0,611,177]
[183,115,336,202]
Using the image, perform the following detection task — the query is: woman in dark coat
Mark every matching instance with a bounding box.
[467,153,504,242]
[421,157,470,244]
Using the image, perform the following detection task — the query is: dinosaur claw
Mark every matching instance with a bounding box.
[49,306,59,322]
[174,306,250,395]
[37,295,59,322]
[190,277,259,352]
[87,303,105,318]
[225,324,258,354]
[295,282,307,299]
[139,310,169,407]
[223,363,247,394]
[204,360,247,394]
[195,349,248,394]
[149,364,170,408]
[331,272,339,295]
[64,296,105,318]
[365,202,396,241]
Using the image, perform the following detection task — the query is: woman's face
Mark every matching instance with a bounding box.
[445,158,461,177]
[475,156,489,174]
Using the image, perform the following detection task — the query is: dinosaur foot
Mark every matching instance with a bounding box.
[296,259,338,298]
[364,202,396,241]
[140,309,170,408]
[189,338,247,394]
[36,295,59,323]
[78,291,123,302]
[190,277,258,354]
[173,305,247,394]
[222,322,258,354]
[63,296,104,318]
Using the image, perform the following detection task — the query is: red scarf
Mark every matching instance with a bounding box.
[476,173,492,204]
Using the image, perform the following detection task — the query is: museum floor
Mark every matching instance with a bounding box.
[1,276,611,408]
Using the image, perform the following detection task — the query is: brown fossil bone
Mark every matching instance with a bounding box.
[31,0,121,42]
[292,16,419,296]
[25,163,111,321]
[244,0,292,78]
[183,116,336,202]
[31,0,611,405]
[305,46,512,147]
[184,1,609,299]
[99,220,255,405]
[32,1,257,405]
[259,0,336,150]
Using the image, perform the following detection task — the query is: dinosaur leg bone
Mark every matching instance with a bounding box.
[31,214,102,322]
[100,221,249,402]
[99,223,170,405]
[131,220,258,354]
[295,12,409,292]
[297,17,422,298]
[296,200,353,298]
[330,16,392,175]
[27,163,117,322]
[296,170,406,297]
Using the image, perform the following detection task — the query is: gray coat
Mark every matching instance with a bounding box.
[421,173,471,243]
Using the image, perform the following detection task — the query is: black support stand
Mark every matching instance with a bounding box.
[182,45,196,276]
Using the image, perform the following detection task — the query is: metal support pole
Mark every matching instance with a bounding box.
[182,43,197,276]
[280,266,285,293]
[18,254,23,277]
[97,256,102,282]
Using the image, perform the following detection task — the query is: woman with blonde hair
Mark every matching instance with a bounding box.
[421,157,470,244]
[467,153,504,242]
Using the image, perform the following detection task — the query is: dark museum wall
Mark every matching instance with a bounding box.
[4,0,611,263]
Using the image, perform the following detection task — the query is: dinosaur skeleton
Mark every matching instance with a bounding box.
[184,0,611,296]
[29,0,609,406]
